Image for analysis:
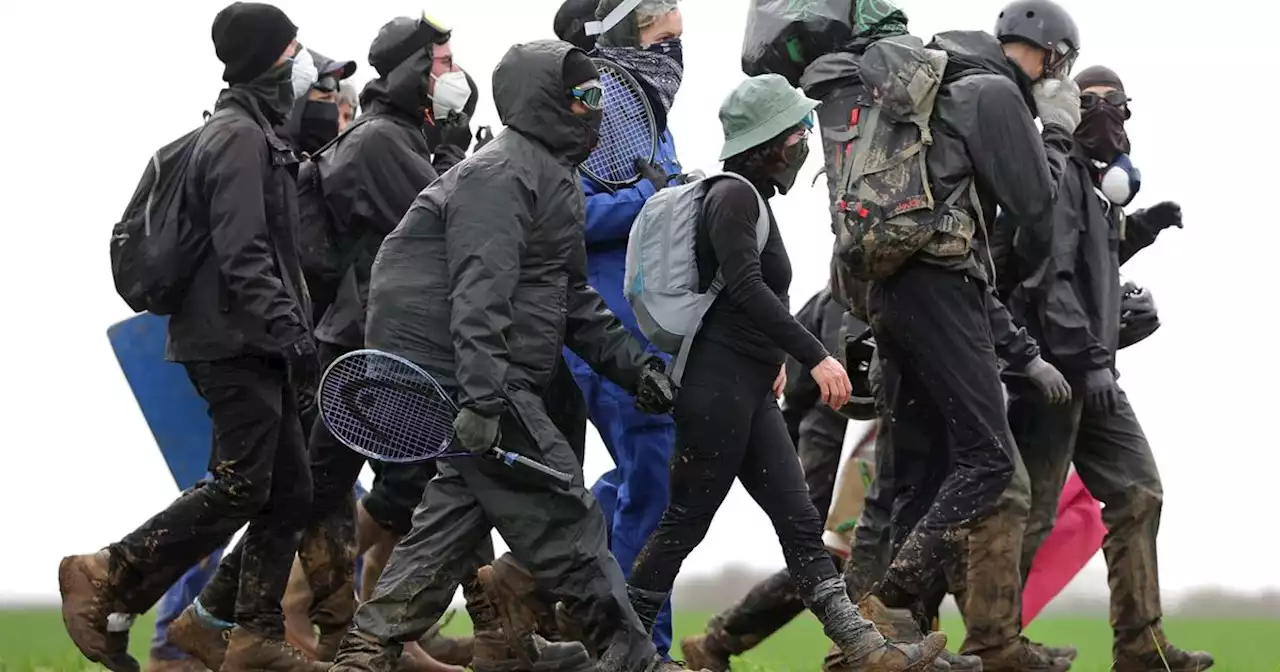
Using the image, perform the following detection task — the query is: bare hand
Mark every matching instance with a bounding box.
[772,364,787,399]
[810,356,852,409]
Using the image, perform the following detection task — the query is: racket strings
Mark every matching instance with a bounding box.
[319,354,458,463]
[583,63,657,185]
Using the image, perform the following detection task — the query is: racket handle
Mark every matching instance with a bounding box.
[490,447,574,487]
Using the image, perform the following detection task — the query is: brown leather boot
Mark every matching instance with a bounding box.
[973,638,1071,672]
[220,627,330,672]
[823,634,948,672]
[58,550,139,672]
[166,606,231,671]
[679,632,733,672]
[471,630,593,672]
[1112,626,1213,672]
[476,558,546,665]
[144,655,210,672]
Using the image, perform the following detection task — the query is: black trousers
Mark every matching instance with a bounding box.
[110,356,312,637]
[629,341,837,601]
[700,399,849,652]
[297,341,437,637]
[351,387,654,672]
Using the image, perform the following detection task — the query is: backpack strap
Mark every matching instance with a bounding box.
[667,171,770,385]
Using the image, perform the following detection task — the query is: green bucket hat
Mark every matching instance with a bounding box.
[718,74,820,161]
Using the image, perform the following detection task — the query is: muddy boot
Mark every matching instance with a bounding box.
[808,578,945,672]
[679,632,733,672]
[552,602,590,650]
[167,604,231,670]
[332,629,403,672]
[1028,641,1077,662]
[970,638,1070,672]
[476,558,546,664]
[472,630,593,672]
[1112,626,1213,672]
[419,631,474,667]
[145,655,210,672]
[58,550,140,672]
[220,626,330,671]
[938,650,982,671]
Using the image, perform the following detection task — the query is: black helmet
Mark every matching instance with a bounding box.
[995,0,1080,77]
[1119,280,1160,349]
[837,317,878,422]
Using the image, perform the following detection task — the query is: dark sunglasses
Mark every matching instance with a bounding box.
[1081,90,1132,118]
[571,83,605,110]
[312,75,340,93]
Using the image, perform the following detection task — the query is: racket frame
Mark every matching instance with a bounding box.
[578,58,659,189]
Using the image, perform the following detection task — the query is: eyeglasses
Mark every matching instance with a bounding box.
[571,82,605,110]
[1081,90,1132,118]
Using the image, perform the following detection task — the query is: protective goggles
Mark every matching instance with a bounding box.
[312,74,340,93]
[1045,42,1078,79]
[419,12,453,45]
[1081,90,1132,118]
[571,81,605,110]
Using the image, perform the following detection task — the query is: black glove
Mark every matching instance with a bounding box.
[438,112,474,153]
[453,407,501,455]
[1081,368,1121,415]
[474,126,495,151]
[282,335,320,393]
[635,158,669,193]
[1024,355,1072,405]
[1143,201,1182,230]
[634,357,677,415]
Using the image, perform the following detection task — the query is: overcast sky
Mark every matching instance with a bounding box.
[0,0,1277,605]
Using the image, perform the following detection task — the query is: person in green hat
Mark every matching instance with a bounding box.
[622,74,946,672]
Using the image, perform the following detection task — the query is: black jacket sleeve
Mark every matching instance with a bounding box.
[705,181,829,368]
[986,290,1039,370]
[563,242,649,393]
[432,143,467,176]
[966,77,1072,225]
[1034,174,1113,373]
[327,123,439,240]
[201,122,305,344]
[444,162,533,417]
[1118,208,1161,265]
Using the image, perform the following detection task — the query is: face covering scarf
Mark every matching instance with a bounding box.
[595,39,683,114]
[242,60,296,122]
[299,101,340,155]
[771,138,810,195]
[1076,103,1130,164]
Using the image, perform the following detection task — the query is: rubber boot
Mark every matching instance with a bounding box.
[219,626,329,672]
[808,578,946,672]
[58,550,141,672]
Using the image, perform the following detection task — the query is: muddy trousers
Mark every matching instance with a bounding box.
[698,402,849,653]
[296,341,437,640]
[349,388,654,672]
[107,356,313,637]
[1008,383,1164,646]
[867,262,1030,653]
[630,342,842,607]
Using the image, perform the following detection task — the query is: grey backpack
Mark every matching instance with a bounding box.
[624,171,769,383]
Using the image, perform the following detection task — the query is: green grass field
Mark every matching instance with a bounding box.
[0,609,1272,671]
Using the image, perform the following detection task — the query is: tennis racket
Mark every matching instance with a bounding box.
[579,58,659,188]
[317,349,573,486]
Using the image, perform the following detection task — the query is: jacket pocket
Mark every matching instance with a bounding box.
[506,278,568,385]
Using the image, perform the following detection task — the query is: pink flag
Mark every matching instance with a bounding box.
[1022,472,1106,626]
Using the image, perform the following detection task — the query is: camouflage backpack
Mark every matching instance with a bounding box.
[831,34,985,283]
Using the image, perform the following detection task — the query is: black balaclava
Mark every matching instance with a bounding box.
[1074,65,1130,163]
[242,60,296,123]
[298,100,341,154]
[563,49,603,163]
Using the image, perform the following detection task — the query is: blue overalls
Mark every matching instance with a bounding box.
[566,130,681,657]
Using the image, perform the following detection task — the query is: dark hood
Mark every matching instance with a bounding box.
[844,0,909,54]
[929,30,1036,112]
[493,40,591,160]
[362,17,437,122]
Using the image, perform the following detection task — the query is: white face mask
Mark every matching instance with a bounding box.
[431,71,471,119]
[291,48,319,101]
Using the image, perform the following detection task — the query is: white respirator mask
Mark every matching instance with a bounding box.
[431,71,471,119]
[291,47,319,101]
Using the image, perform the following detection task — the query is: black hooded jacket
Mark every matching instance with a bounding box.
[167,88,310,362]
[365,40,647,418]
[1004,149,1163,379]
[921,30,1073,280]
[310,29,442,349]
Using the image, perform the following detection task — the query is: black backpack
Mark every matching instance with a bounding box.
[109,115,217,315]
